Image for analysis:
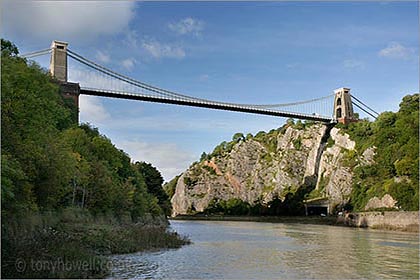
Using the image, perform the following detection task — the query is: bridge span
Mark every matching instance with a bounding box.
[80,87,334,123]
[22,40,380,124]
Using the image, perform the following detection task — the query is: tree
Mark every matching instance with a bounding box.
[286,118,295,126]
[133,162,171,215]
[232,132,245,143]
[200,152,208,161]
[164,175,180,199]
[1,38,19,56]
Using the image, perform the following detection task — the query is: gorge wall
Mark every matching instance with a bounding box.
[171,122,376,216]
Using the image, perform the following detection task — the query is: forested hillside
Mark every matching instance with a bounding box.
[1,39,186,278]
[1,39,169,219]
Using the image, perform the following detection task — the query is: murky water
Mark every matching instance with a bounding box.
[109,220,419,279]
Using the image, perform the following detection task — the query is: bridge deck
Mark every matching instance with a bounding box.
[80,88,335,123]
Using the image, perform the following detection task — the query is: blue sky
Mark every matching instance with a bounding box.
[2,1,419,181]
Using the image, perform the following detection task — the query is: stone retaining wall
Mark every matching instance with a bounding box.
[341,211,419,231]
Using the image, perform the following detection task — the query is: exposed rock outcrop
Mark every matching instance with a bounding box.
[170,123,378,216]
[315,127,355,207]
[364,194,397,210]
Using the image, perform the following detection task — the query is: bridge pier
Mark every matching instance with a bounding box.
[50,40,80,123]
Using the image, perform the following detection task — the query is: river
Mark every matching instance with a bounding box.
[109,220,419,279]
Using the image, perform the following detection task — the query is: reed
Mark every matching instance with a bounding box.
[1,209,190,279]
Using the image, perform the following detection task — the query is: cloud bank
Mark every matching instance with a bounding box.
[2,1,136,41]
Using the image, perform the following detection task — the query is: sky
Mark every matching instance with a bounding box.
[2,1,419,181]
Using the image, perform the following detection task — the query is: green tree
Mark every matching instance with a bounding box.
[1,38,75,211]
[134,162,171,215]
[232,132,245,143]
[1,38,19,56]
[200,152,208,161]
[163,175,180,199]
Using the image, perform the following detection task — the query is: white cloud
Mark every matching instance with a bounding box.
[79,95,110,123]
[121,58,136,70]
[378,42,415,59]
[142,39,186,59]
[95,50,110,63]
[343,59,365,69]
[168,17,204,36]
[2,1,135,41]
[119,141,196,181]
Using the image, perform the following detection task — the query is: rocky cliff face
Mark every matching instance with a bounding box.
[171,123,373,216]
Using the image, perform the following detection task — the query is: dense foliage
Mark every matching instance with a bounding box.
[1,39,170,219]
[1,39,182,278]
[134,162,172,216]
[341,94,419,211]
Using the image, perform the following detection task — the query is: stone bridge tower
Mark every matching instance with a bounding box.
[50,40,80,123]
[333,87,356,124]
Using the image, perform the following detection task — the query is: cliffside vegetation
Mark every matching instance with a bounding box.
[171,93,418,216]
[341,94,419,211]
[1,39,187,278]
[164,175,181,199]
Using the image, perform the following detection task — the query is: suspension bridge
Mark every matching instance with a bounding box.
[21,41,380,124]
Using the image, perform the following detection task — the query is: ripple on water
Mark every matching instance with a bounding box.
[110,221,420,279]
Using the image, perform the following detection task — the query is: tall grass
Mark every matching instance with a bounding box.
[1,209,190,278]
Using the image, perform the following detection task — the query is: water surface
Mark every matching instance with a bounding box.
[110,220,419,279]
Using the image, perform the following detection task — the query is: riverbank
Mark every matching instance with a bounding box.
[171,214,338,226]
[171,212,419,232]
[337,211,419,232]
[1,209,190,279]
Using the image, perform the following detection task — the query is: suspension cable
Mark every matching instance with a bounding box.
[68,49,212,102]
[19,48,52,58]
[251,94,335,108]
[351,94,379,117]
[67,49,335,109]
[68,53,173,98]
[352,101,378,119]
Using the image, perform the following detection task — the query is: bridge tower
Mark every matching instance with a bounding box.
[333,87,355,124]
[50,40,80,122]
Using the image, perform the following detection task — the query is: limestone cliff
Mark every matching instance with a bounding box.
[171,123,372,216]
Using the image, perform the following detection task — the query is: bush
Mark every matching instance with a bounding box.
[388,181,419,211]
[205,198,251,215]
